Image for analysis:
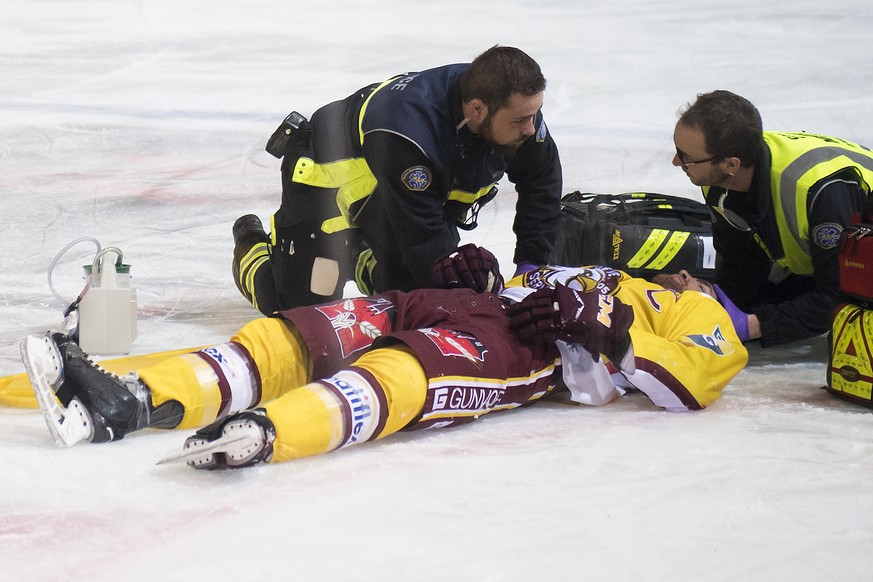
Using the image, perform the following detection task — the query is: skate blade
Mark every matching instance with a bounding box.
[156,434,251,466]
[20,335,93,447]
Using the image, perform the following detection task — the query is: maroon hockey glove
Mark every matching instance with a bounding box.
[432,243,503,293]
[553,283,634,362]
[508,284,634,362]
[506,287,560,345]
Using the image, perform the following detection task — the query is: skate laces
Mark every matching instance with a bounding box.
[67,342,144,402]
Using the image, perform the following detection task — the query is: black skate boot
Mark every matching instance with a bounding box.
[48,332,76,406]
[231,214,270,300]
[159,409,275,470]
[21,333,183,446]
[63,341,184,443]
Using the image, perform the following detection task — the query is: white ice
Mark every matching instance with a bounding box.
[2,1,873,580]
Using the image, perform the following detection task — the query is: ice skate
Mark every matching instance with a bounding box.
[20,334,93,447]
[21,333,182,446]
[157,410,275,470]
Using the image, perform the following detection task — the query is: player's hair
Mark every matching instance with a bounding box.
[459,45,546,112]
[678,90,763,167]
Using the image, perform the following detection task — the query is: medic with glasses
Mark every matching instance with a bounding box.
[672,90,873,346]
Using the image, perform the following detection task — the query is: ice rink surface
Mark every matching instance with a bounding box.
[2,1,873,580]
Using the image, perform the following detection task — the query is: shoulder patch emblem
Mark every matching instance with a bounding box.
[812,222,843,250]
[401,166,432,191]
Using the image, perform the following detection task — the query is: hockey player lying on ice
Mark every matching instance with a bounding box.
[21,245,747,470]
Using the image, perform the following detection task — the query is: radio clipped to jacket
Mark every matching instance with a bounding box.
[265,111,309,159]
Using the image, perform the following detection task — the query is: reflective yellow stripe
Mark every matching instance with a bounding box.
[626,229,669,268]
[354,247,376,295]
[358,77,400,144]
[331,172,378,233]
[765,131,873,275]
[245,255,270,312]
[646,231,690,270]
[291,156,378,234]
[447,183,498,204]
[830,304,873,400]
[292,156,372,188]
[627,230,692,270]
[238,242,269,311]
[239,242,268,272]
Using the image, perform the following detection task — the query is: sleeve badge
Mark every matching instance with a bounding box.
[812,222,843,250]
[401,166,432,191]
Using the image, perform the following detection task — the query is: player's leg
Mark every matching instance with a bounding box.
[173,344,427,470]
[22,317,313,446]
[139,317,312,429]
[21,332,185,446]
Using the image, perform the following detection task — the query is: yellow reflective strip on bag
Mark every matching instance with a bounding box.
[645,231,690,270]
[829,304,873,402]
[626,229,669,268]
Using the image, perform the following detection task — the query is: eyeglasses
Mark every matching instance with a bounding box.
[711,190,752,232]
[676,148,722,171]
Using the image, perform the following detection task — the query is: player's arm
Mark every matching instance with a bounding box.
[361,131,458,288]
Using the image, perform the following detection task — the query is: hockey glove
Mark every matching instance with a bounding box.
[432,243,504,293]
[712,284,750,341]
[508,284,634,362]
[506,287,560,345]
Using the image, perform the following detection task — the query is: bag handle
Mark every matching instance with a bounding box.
[614,193,711,220]
[561,191,707,212]
[559,191,711,222]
